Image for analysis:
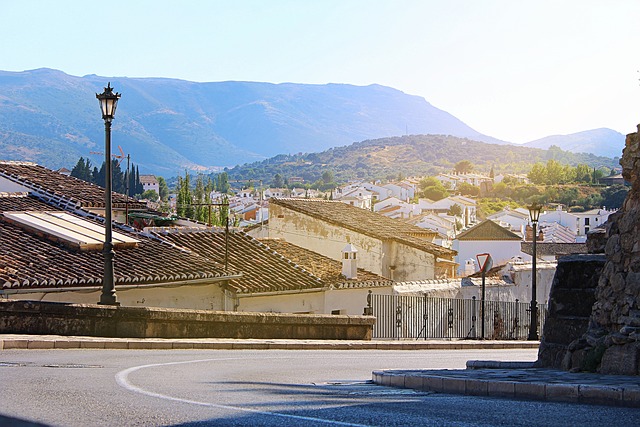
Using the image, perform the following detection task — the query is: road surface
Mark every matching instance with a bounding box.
[1,348,638,426]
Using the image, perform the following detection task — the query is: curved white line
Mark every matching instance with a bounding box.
[115,358,371,427]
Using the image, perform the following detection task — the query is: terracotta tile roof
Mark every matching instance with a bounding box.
[149,228,325,294]
[0,161,146,210]
[270,198,456,258]
[456,219,522,241]
[259,238,394,289]
[0,194,232,291]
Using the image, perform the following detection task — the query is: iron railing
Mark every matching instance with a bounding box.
[366,293,547,340]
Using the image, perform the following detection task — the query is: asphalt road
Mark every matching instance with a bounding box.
[1,348,638,427]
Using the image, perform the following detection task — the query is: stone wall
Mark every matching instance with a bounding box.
[536,254,605,369]
[556,125,640,374]
[0,300,375,340]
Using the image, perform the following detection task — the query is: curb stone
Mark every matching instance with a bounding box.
[372,367,640,408]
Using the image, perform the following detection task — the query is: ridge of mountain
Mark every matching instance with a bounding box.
[0,68,624,177]
[227,134,620,184]
[524,128,625,159]
[0,68,505,175]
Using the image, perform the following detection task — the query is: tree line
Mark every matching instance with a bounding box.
[71,157,144,196]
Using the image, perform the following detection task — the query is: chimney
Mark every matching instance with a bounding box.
[341,244,358,279]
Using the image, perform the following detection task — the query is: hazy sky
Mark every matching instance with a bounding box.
[2,0,639,143]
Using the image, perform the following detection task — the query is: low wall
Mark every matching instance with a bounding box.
[0,300,375,340]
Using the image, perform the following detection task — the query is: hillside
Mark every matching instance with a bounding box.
[0,68,506,175]
[524,128,625,158]
[227,134,619,184]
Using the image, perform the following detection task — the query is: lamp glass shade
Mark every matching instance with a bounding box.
[528,204,541,223]
[96,83,121,120]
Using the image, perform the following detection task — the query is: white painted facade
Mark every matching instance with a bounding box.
[5,282,233,311]
[268,203,438,281]
[452,239,525,277]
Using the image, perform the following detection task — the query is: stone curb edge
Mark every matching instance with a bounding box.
[0,337,539,351]
[371,370,640,408]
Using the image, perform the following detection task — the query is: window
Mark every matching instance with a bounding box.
[585,218,590,226]
[331,310,342,315]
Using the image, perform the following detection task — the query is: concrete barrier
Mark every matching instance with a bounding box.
[0,300,374,340]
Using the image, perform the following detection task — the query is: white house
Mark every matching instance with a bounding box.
[452,219,524,277]
[268,198,458,281]
[572,208,615,236]
[538,205,580,235]
[140,175,159,195]
[486,208,530,233]
[419,195,477,227]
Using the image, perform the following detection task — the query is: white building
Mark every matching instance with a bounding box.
[452,220,524,277]
[140,175,159,195]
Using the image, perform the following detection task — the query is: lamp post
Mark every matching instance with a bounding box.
[96,83,121,306]
[527,203,541,340]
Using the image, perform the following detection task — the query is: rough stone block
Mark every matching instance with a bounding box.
[599,343,639,375]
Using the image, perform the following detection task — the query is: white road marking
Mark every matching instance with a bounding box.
[115,358,371,427]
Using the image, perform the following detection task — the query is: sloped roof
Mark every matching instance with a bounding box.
[0,161,146,210]
[456,219,522,241]
[150,228,326,294]
[259,238,393,289]
[270,198,455,258]
[0,194,232,291]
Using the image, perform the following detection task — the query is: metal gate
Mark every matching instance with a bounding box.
[366,293,547,340]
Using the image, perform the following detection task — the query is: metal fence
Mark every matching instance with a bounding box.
[366,293,547,340]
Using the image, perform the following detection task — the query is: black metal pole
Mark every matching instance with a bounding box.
[481,269,486,339]
[225,213,229,272]
[528,221,538,340]
[99,119,119,305]
[125,154,130,225]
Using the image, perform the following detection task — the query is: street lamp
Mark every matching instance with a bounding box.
[96,83,121,306]
[527,203,541,340]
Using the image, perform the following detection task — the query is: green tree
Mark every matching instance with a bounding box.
[575,164,592,183]
[456,182,480,197]
[176,171,193,218]
[545,159,565,184]
[141,190,159,202]
[447,203,463,216]
[70,157,93,182]
[322,170,334,184]
[418,177,449,200]
[193,174,207,223]
[601,185,628,209]
[454,160,474,174]
[528,163,546,184]
[157,176,170,201]
[272,173,284,188]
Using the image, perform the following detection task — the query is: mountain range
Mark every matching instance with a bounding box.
[0,68,626,176]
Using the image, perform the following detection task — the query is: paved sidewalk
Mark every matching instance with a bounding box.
[373,360,640,408]
[0,334,539,350]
